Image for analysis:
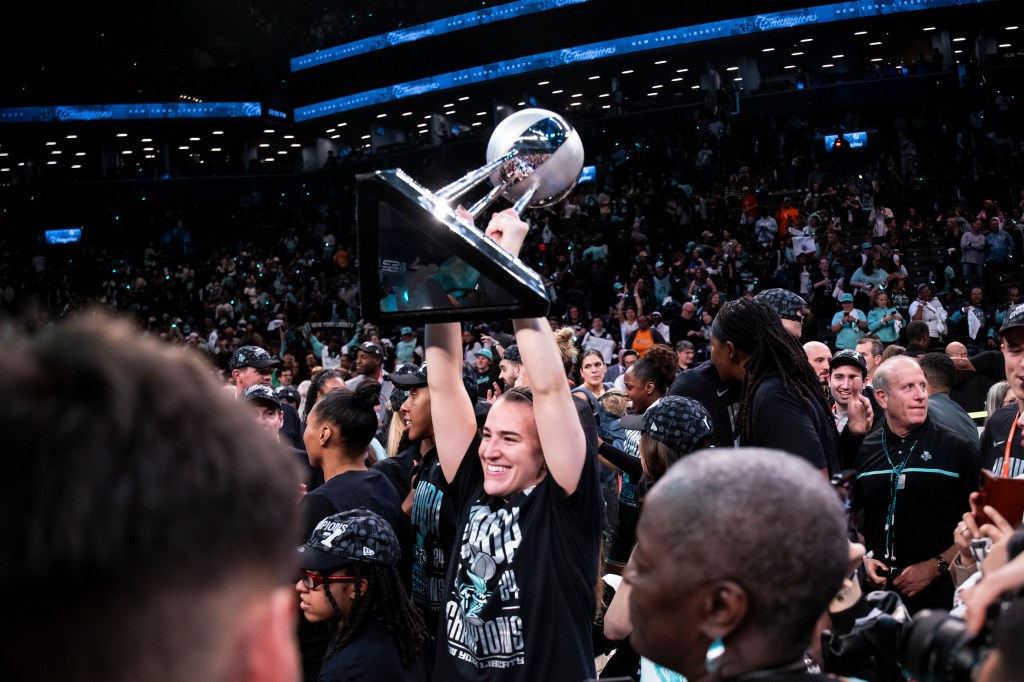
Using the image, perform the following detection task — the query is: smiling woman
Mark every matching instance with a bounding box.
[424,208,602,682]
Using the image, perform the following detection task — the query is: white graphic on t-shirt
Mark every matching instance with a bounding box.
[411,479,447,611]
[446,504,526,669]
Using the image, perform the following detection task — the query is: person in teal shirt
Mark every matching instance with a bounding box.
[830,293,868,350]
[849,256,889,299]
[866,290,904,344]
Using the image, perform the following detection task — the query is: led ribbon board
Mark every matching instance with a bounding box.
[290,0,593,72]
[0,102,263,124]
[295,0,999,122]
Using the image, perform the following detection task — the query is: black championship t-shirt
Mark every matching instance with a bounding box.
[410,440,480,637]
[433,441,602,681]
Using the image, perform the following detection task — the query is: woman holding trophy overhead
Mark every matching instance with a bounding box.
[424,207,603,682]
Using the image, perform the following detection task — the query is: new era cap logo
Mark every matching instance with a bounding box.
[362,546,375,557]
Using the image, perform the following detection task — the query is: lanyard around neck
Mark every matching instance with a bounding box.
[1003,413,1020,478]
[881,431,919,563]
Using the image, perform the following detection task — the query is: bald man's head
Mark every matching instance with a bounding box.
[803,341,832,386]
[945,341,968,360]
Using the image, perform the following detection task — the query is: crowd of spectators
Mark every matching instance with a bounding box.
[3,68,1021,391]
[7,13,1024,682]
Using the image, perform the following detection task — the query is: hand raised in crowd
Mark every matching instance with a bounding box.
[486,381,503,404]
[845,378,873,435]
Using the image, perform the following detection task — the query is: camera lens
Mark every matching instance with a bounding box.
[901,610,984,682]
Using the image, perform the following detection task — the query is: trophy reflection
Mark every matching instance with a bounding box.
[357,108,585,323]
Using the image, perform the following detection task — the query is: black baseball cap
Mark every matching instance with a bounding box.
[755,288,808,321]
[296,509,400,571]
[641,396,714,453]
[274,385,300,406]
[229,345,281,371]
[390,362,428,389]
[829,349,867,377]
[1000,303,1024,335]
[389,361,478,402]
[356,341,384,360]
[242,384,281,409]
[503,344,521,363]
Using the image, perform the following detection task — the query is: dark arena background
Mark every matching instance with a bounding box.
[0,0,1019,336]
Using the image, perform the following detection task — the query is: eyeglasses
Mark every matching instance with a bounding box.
[300,569,357,590]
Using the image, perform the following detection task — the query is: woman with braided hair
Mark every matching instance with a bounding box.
[709,296,841,477]
[296,509,429,681]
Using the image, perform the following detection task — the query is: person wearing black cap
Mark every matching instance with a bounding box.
[230,344,280,397]
[231,344,303,448]
[497,343,524,391]
[828,349,878,435]
[275,384,301,412]
[243,384,286,440]
[296,510,429,681]
[297,383,407,682]
[345,341,393,438]
[755,287,811,339]
[244,385,322,492]
[600,396,715,679]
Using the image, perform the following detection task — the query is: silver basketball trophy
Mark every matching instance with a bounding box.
[357,108,584,324]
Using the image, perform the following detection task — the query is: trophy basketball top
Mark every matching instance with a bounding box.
[355,106,586,323]
[485,108,584,210]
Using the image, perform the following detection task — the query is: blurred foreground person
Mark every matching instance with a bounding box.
[626,448,849,682]
[0,311,303,682]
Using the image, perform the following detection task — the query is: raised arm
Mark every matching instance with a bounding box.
[514,317,587,495]
[485,209,586,495]
[425,322,478,483]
